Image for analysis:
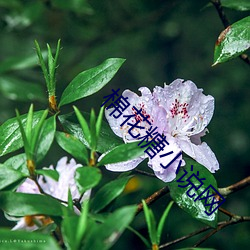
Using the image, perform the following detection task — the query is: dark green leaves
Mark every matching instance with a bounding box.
[56,131,88,165]
[213,16,250,65]
[0,192,65,216]
[221,0,250,11]
[75,167,102,194]
[98,141,145,166]
[168,159,219,227]
[0,164,27,190]
[91,176,132,213]
[83,206,137,250]
[0,228,60,250]
[0,110,44,157]
[59,58,125,106]
[59,112,123,153]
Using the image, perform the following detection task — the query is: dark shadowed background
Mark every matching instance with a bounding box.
[0,0,249,249]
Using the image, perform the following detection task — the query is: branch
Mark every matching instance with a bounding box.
[193,216,250,247]
[136,186,169,215]
[211,0,250,66]
[159,215,250,249]
[218,176,250,196]
[134,169,156,178]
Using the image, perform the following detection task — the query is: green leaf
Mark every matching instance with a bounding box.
[91,176,132,213]
[83,205,137,250]
[213,16,250,65]
[90,109,97,150]
[96,106,105,140]
[168,158,219,227]
[62,215,80,250]
[36,169,59,181]
[0,76,46,102]
[0,111,44,157]
[59,112,123,153]
[59,58,125,106]
[0,51,47,74]
[142,200,157,244]
[62,201,89,250]
[73,106,91,146]
[56,131,89,165]
[75,167,102,194]
[157,201,174,244]
[221,0,250,11]
[4,154,28,175]
[0,164,27,190]
[52,0,93,14]
[36,116,56,162]
[0,228,60,250]
[127,226,151,248]
[0,192,65,216]
[97,141,146,166]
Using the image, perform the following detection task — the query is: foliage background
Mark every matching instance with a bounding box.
[0,0,249,249]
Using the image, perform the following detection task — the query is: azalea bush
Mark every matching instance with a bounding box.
[0,1,250,250]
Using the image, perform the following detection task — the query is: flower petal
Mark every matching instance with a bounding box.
[105,156,146,172]
[153,79,214,137]
[147,136,185,182]
[16,178,40,194]
[178,138,219,173]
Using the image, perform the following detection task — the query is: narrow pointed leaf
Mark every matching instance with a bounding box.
[0,111,44,157]
[59,58,125,106]
[96,106,105,140]
[73,106,91,146]
[157,201,174,244]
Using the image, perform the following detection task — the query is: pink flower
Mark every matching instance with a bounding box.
[11,157,90,231]
[103,79,219,182]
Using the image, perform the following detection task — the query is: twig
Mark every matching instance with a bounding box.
[136,186,169,215]
[218,176,250,196]
[159,215,250,249]
[211,0,250,66]
[218,207,235,217]
[134,169,156,178]
[193,216,250,247]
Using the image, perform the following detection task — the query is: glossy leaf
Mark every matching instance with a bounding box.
[36,116,56,162]
[213,16,250,65]
[59,58,125,106]
[168,158,219,227]
[59,112,123,153]
[0,111,44,157]
[4,153,28,175]
[0,192,65,216]
[221,0,250,11]
[97,141,146,166]
[91,176,132,213]
[36,169,59,181]
[0,164,27,190]
[0,228,60,250]
[83,205,137,250]
[75,167,102,194]
[0,76,46,102]
[56,131,89,165]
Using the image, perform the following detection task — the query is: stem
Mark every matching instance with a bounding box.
[218,176,250,196]
[136,186,169,215]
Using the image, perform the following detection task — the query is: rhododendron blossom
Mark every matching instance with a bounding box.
[11,157,89,231]
[103,79,219,182]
